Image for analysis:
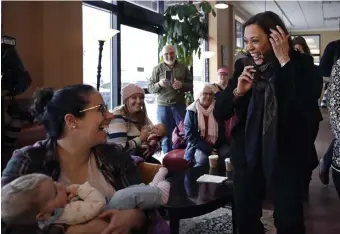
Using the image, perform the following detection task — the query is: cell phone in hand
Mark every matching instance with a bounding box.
[165,70,172,81]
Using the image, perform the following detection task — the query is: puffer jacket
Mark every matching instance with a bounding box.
[183,101,227,162]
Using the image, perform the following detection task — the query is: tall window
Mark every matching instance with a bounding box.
[164,1,189,11]
[193,42,206,99]
[120,25,159,124]
[235,20,244,50]
[83,5,115,108]
[127,0,158,12]
[292,35,321,65]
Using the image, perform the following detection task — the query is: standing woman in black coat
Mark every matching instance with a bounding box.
[292,36,323,200]
[213,11,320,234]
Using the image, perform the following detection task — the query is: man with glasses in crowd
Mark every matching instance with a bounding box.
[148,45,193,154]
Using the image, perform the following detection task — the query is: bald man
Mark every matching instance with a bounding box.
[148,45,193,153]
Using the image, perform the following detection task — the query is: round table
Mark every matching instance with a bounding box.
[162,165,236,234]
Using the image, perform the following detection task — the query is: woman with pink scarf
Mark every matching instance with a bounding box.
[184,84,228,166]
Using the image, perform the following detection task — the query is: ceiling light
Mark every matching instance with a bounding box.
[215,1,228,9]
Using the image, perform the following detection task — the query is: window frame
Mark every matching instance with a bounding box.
[82,3,119,109]
[83,1,165,107]
[125,0,159,13]
[235,19,244,50]
[291,34,321,64]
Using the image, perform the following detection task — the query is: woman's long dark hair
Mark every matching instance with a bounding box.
[244,11,294,55]
[29,85,95,140]
[292,36,312,55]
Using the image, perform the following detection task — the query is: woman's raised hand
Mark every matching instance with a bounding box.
[269,25,290,66]
[236,65,256,95]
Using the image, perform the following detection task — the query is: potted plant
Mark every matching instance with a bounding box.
[235,47,248,61]
[184,91,194,106]
[159,1,216,66]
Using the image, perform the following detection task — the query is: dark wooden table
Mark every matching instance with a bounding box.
[161,165,236,234]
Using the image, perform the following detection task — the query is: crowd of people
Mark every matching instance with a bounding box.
[1,10,339,234]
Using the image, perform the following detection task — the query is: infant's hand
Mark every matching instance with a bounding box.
[148,139,158,147]
[66,184,80,200]
[148,133,159,139]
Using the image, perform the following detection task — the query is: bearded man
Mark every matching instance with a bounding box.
[148,45,193,153]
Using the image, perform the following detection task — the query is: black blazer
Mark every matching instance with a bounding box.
[214,51,322,168]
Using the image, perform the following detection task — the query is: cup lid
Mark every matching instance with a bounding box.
[208,155,218,158]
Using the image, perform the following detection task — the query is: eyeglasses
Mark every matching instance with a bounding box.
[79,104,108,115]
[164,52,175,56]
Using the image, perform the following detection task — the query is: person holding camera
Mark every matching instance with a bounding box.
[148,45,193,153]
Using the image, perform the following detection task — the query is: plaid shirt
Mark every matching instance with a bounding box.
[1,139,154,234]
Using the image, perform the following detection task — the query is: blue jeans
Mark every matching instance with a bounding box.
[193,145,230,167]
[108,184,162,210]
[157,104,186,153]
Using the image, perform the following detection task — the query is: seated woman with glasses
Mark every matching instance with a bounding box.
[107,83,161,164]
[1,85,169,234]
[183,84,228,167]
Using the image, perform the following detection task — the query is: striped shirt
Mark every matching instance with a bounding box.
[107,106,153,154]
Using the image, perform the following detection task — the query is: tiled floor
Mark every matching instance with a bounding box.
[305,109,340,234]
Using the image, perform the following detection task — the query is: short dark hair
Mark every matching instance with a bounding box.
[244,11,294,52]
[30,84,95,140]
[292,36,312,55]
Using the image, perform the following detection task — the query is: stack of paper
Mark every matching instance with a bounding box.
[196,174,228,184]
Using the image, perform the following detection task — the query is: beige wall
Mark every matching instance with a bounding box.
[208,2,251,83]
[292,30,340,55]
[2,1,83,99]
[208,5,235,83]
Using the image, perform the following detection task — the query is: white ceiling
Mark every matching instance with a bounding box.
[231,0,340,32]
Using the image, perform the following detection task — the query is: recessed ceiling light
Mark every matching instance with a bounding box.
[215,1,228,9]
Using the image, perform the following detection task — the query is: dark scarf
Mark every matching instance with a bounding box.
[244,51,279,183]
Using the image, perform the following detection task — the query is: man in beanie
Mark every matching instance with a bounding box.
[148,45,193,153]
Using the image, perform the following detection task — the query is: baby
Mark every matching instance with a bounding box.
[139,123,166,156]
[1,167,170,227]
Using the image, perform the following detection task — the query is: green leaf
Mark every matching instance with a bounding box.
[161,1,215,66]
[175,21,182,36]
[206,4,212,13]
[212,9,216,17]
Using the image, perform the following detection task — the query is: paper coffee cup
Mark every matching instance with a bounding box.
[225,158,232,171]
[208,155,218,168]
